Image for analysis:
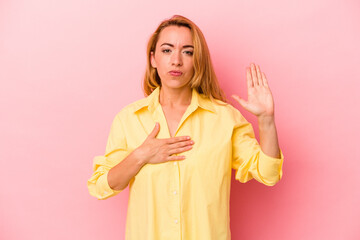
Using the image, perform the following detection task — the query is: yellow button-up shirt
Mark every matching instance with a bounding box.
[87,86,284,240]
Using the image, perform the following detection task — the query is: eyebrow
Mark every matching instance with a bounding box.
[160,43,194,48]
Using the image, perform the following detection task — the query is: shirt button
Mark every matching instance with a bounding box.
[174,219,178,224]
[173,162,177,165]
[104,191,108,194]
[173,190,177,195]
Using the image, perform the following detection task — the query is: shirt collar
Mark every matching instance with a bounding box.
[132,87,216,114]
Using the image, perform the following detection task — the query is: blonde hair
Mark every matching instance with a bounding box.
[143,15,227,103]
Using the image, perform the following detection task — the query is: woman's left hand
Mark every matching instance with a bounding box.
[231,63,275,119]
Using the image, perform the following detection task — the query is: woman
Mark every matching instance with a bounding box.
[87,15,284,240]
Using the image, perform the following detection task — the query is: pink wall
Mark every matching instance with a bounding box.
[1,0,359,239]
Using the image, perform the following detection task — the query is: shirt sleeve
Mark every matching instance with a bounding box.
[87,113,129,200]
[231,108,284,186]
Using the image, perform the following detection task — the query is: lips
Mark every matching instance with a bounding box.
[169,70,183,76]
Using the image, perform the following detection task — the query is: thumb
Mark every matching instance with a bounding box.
[147,122,160,139]
[232,95,248,109]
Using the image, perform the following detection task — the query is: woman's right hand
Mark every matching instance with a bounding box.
[132,122,194,164]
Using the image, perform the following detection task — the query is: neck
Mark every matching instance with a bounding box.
[159,85,192,107]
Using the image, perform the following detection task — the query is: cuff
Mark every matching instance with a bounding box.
[258,149,284,186]
[97,171,122,199]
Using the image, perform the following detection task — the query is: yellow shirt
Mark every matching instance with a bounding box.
[87,86,284,240]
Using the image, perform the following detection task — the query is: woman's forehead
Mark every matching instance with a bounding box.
[157,26,193,47]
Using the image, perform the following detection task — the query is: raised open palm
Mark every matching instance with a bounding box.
[232,63,275,118]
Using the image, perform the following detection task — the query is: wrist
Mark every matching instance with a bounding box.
[258,115,276,130]
[132,148,148,166]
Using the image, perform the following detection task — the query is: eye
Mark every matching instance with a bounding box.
[162,49,171,53]
[184,51,193,56]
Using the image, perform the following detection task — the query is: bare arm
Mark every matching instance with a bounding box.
[232,63,281,158]
[107,150,146,191]
[258,116,281,158]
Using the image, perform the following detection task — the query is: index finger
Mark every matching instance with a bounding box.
[165,136,191,144]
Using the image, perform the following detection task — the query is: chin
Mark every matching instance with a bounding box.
[162,81,191,90]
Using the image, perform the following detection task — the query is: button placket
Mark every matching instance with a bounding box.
[169,160,181,238]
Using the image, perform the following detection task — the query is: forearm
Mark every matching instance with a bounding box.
[258,116,281,158]
[107,150,147,191]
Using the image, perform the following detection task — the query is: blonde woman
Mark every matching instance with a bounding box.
[87,15,284,240]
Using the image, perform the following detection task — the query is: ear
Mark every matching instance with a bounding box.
[150,51,157,68]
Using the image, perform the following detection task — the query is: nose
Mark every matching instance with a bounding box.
[171,50,183,66]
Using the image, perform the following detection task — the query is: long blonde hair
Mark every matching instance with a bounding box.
[143,15,227,103]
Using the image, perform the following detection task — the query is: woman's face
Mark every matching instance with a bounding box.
[151,26,194,90]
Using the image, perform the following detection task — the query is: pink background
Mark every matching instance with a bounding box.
[1,0,359,239]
